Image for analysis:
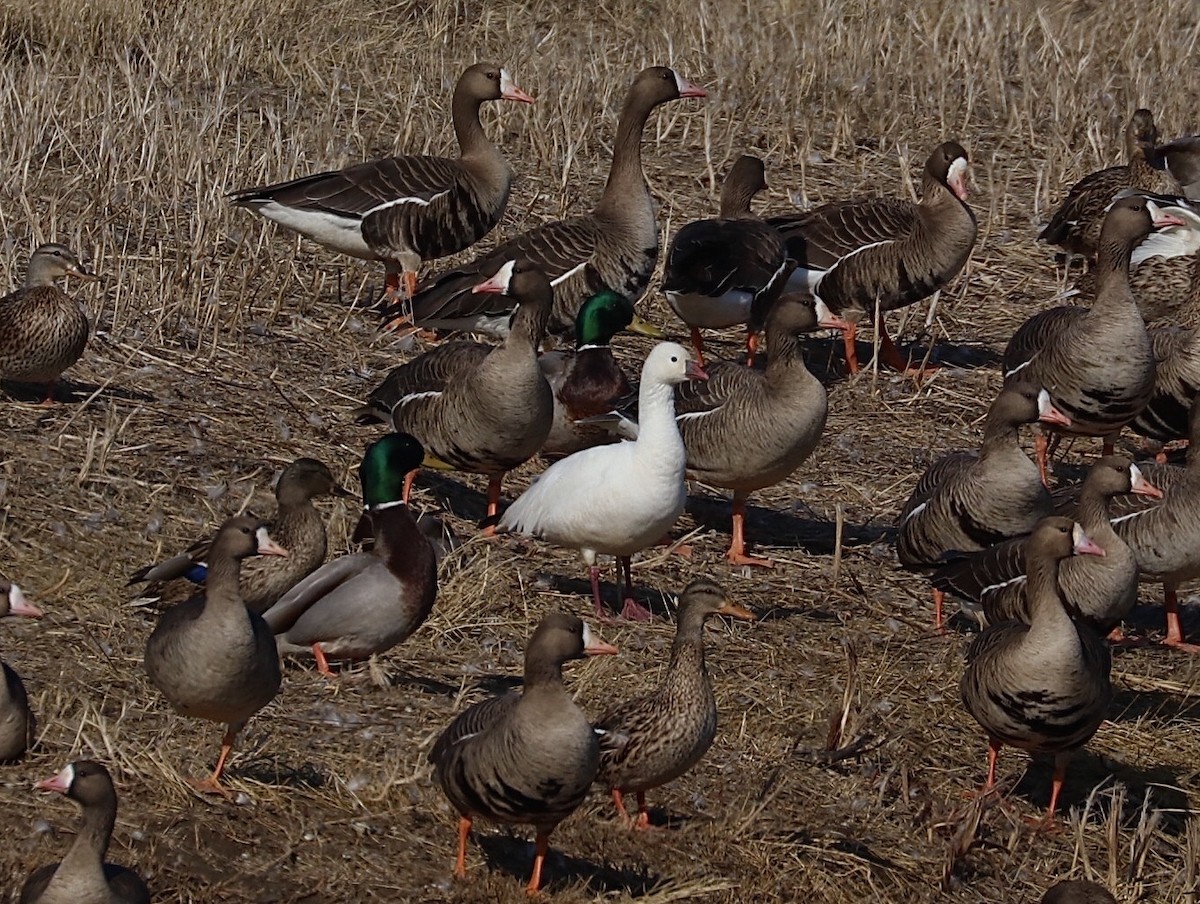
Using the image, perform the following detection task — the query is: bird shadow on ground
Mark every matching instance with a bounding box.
[528,572,675,621]
[237,758,330,790]
[796,334,1001,382]
[1,378,156,405]
[476,833,659,897]
[684,493,891,555]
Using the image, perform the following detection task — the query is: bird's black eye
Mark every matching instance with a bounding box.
[670,355,678,362]
[488,71,498,81]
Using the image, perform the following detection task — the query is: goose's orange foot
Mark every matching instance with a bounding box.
[727,550,774,568]
[186,776,233,798]
[619,598,654,622]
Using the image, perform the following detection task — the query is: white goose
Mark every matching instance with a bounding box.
[498,342,706,621]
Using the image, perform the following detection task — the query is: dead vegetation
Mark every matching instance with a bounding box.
[0,0,1199,900]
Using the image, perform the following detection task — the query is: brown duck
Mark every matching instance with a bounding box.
[230,63,534,302]
[429,613,617,894]
[0,243,96,403]
[128,457,349,613]
[593,579,754,828]
[1,577,42,762]
[1040,879,1117,904]
[19,760,150,904]
[143,515,287,793]
[960,517,1111,822]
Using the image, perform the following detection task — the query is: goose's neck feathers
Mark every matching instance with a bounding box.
[1092,238,1137,304]
[634,378,686,467]
[1024,553,1075,644]
[451,82,496,161]
[594,91,654,221]
[59,795,115,884]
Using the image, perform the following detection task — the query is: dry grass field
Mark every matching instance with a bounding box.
[1,0,1199,900]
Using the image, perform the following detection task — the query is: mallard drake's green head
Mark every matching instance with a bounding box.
[361,433,425,507]
[575,291,664,348]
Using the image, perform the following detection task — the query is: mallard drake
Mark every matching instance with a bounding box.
[143,516,287,793]
[1,577,42,762]
[1040,110,1179,259]
[128,457,349,613]
[497,342,706,621]
[395,67,707,337]
[897,384,1068,627]
[594,578,754,828]
[230,63,534,303]
[767,141,976,374]
[1004,195,1183,479]
[429,612,617,894]
[960,517,1111,823]
[358,259,555,519]
[662,155,792,366]
[19,761,149,904]
[539,290,663,459]
[0,243,96,404]
[262,434,437,674]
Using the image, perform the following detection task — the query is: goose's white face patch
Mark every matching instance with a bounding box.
[500,69,516,97]
[492,260,516,294]
[947,157,970,201]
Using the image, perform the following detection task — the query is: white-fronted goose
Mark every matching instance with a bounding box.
[539,289,663,459]
[230,63,534,302]
[358,260,554,519]
[497,342,706,621]
[672,294,833,566]
[144,515,287,793]
[594,578,754,828]
[1,578,42,762]
[429,612,617,894]
[766,141,976,374]
[1105,395,1200,651]
[0,244,96,404]
[932,456,1160,633]
[1039,109,1178,259]
[1154,134,1200,200]
[263,434,437,674]
[1041,879,1118,904]
[128,457,350,612]
[393,67,707,336]
[19,761,149,904]
[662,155,792,366]
[897,385,1069,628]
[1129,321,1200,445]
[960,517,1111,822]
[1003,195,1183,479]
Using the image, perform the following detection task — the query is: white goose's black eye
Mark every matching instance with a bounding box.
[670,355,678,363]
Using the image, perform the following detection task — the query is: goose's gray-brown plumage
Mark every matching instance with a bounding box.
[18,761,150,904]
[594,578,754,828]
[0,243,96,404]
[1039,109,1178,259]
[358,259,554,519]
[0,578,42,762]
[897,385,1069,627]
[932,456,1160,633]
[128,457,349,612]
[1040,879,1118,904]
[960,517,1112,821]
[395,67,707,337]
[263,434,437,674]
[143,515,287,793]
[1129,320,1200,444]
[1154,134,1200,200]
[229,63,534,302]
[672,294,833,566]
[429,612,617,894]
[662,155,792,366]
[766,141,976,374]
[1003,195,1182,478]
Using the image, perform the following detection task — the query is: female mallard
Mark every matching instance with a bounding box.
[0,243,96,403]
[128,458,349,613]
[594,578,754,828]
[263,434,437,674]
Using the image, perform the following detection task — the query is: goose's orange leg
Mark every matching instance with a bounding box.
[727,495,773,567]
[526,833,550,895]
[689,327,706,367]
[312,644,336,677]
[188,725,240,796]
[745,329,759,368]
[454,815,471,878]
[1163,586,1200,652]
[842,322,860,374]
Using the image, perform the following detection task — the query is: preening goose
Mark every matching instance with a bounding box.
[594,578,754,828]
[1039,109,1179,259]
[394,67,707,337]
[262,434,437,674]
[1003,195,1183,480]
[767,141,977,374]
[429,613,617,895]
[932,456,1159,633]
[960,517,1111,823]
[0,244,96,404]
[19,761,150,904]
[0,578,42,762]
[128,457,350,612]
[230,63,534,303]
[662,155,793,366]
[497,342,706,622]
[897,384,1069,629]
[359,260,555,518]
[143,516,287,793]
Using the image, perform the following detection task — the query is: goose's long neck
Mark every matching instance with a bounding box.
[594,93,653,219]
[1092,237,1136,307]
[205,552,246,613]
[60,799,114,881]
[978,413,1020,458]
[1025,553,1073,641]
[636,378,683,458]
[1077,489,1119,546]
[451,89,489,158]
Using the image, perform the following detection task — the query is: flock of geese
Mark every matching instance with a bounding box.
[1,59,1199,901]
